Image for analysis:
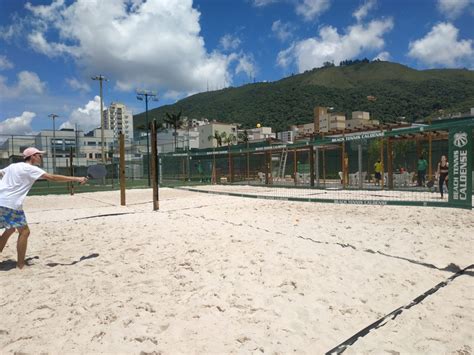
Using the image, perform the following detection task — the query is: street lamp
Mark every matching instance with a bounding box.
[48,113,59,173]
[91,74,108,163]
[136,89,158,186]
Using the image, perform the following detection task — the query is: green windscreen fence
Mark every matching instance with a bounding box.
[160,119,473,209]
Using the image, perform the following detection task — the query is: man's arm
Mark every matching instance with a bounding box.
[41,173,87,185]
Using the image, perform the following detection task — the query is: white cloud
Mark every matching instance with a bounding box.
[66,78,91,92]
[373,51,390,61]
[252,0,330,21]
[296,0,331,21]
[272,20,294,42]
[235,54,257,78]
[0,111,36,135]
[0,55,14,70]
[277,18,393,71]
[60,96,102,132]
[0,71,46,98]
[437,0,472,19]
[353,0,377,22]
[408,22,473,67]
[252,0,279,7]
[22,0,252,97]
[219,34,241,51]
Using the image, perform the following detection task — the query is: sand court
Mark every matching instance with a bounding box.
[0,187,472,354]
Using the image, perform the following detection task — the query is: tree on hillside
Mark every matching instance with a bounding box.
[164,111,183,151]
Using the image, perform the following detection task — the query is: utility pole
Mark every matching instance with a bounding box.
[48,113,59,173]
[92,75,108,163]
[136,89,158,186]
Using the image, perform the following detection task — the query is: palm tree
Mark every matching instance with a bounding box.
[221,132,236,182]
[164,111,183,151]
[238,130,250,181]
[207,130,221,184]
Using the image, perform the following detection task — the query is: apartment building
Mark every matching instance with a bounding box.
[105,102,134,141]
[197,122,238,149]
[345,111,379,130]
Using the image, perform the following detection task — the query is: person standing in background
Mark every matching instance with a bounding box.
[436,155,449,199]
[374,159,383,186]
[417,155,428,187]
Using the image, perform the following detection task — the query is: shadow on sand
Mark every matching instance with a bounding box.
[46,253,99,267]
[0,256,40,271]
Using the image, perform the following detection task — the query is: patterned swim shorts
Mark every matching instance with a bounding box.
[0,206,27,229]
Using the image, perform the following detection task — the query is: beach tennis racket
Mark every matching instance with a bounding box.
[86,164,107,180]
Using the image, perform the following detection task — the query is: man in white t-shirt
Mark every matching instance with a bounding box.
[0,147,87,269]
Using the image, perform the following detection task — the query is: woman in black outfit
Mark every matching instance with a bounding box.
[437,155,449,198]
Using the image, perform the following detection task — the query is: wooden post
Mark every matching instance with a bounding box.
[315,147,320,187]
[341,142,346,188]
[265,150,270,185]
[150,121,159,211]
[211,149,216,184]
[428,132,432,180]
[246,142,250,183]
[228,147,233,183]
[387,137,393,189]
[119,132,126,206]
[69,147,74,195]
[309,144,315,187]
[380,138,385,189]
[293,148,297,186]
[322,148,326,187]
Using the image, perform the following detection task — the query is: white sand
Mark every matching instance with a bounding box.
[0,187,472,354]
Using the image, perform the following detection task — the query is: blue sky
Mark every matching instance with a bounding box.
[0,0,473,135]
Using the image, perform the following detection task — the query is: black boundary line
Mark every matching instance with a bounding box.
[325,264,474,354]
[29,212,138,224]
[73,212,136,220]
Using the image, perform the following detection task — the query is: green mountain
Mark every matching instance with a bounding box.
[134,61,474,132]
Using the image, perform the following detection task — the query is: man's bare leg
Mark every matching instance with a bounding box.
[0,228,15,253]
[16,226,30,269]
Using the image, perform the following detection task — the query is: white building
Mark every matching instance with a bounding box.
[0,128,115,173]
[0,135,36,160]
[105,102,134,141]
[345,111,379,130]
[245,126,275,141]
[197,122,238,149]
[277,131,295,143]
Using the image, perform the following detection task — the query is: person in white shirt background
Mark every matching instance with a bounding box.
[0,147,87,269]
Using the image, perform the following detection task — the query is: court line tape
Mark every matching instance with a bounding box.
[325,264,474,354]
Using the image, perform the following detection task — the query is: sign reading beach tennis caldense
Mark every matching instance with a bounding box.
[449,128,472,208]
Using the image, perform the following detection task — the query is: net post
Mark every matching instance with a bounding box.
[380,137,385,189]
[448,127,472,209]
[309,143,315,187]
[293,148,297,186]
[387,137,393,189]
[358,143,363,189]
[69,146,74,195]
[150,120,159,211]
[119,132,126,206]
